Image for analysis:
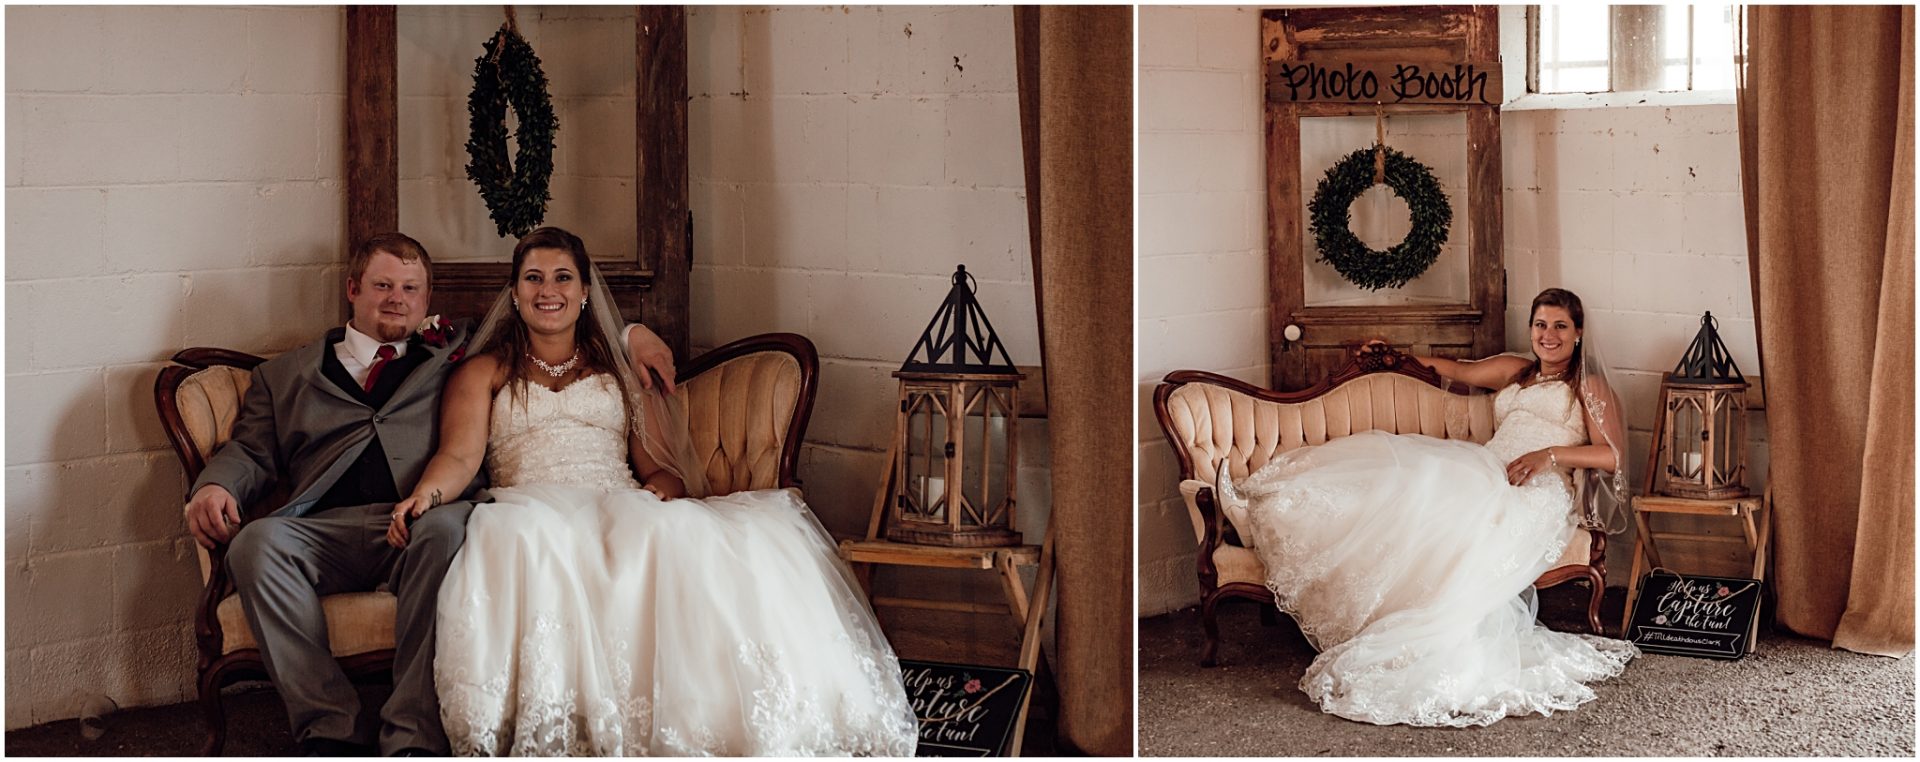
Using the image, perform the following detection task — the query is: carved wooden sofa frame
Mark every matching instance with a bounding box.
[155,333,818,755]
[1152,344,1606,667]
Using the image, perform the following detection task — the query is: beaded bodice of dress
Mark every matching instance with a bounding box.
[486,374,640,491]
[1485,379,1588,464]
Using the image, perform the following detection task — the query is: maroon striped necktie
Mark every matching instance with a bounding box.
[363,344,398,392]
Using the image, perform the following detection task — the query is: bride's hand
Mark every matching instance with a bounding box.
[642,472,686,501]
[386,495,430,548]
[1505,450,1555,486]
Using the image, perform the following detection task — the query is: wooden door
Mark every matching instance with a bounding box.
[1264,6,1505,390]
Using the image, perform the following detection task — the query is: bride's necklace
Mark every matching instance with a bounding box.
[527,349,582,378]
[1534,368,1567,384]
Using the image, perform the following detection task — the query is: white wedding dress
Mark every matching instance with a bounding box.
[1218,379,1638,727]
[434,375,918,755]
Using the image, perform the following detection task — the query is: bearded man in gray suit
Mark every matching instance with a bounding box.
[181,232,676,756]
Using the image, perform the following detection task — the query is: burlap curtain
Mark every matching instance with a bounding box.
[1735,5,1914,657]
[1014,5,1133,755]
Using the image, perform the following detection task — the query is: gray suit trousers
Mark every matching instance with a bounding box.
[225,501,476,754]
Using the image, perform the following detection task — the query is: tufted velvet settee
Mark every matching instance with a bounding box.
[1152,343,1605,667]
[155,333,817,754]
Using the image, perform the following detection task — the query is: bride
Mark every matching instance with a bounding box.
[385,227,917,755]
[1215,288,1639,727]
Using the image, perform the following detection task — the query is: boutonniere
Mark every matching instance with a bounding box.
[416,315,454,347]
[417,315,468,362]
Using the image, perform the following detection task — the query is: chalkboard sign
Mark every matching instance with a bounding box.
[1626,571,1764,660]
[899,660,1032,757]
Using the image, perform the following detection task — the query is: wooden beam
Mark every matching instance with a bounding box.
[345,6,398,316]
[871,597,1013,616]
[1266,98,1303,389]
[1279,7,1470,51]
[637,6,691,359]
[1465,5,1504,359]
[1292,101,1470,118]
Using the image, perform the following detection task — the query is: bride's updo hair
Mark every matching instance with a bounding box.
[488,226,632,416]
[1523,287,1586,396]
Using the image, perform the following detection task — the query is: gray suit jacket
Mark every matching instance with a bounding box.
[191,321,485,518]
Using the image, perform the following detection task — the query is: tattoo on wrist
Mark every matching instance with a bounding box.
[428,488,444,508]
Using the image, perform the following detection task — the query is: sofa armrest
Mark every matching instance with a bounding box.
[1178,479,1226,591]
[1177,479,1209,546]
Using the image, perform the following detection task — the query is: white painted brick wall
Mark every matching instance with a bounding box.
[5,6,348,729]
[1138,6,1267,618]
[1137,7,1769,615]
[687,6,1048,557]
[1503,105,1769,578]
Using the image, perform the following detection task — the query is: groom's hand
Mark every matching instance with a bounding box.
[626,323,677,394]
[184,484,242,549]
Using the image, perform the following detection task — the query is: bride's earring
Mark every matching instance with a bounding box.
[512,296,520,310]
[581,298,588,310]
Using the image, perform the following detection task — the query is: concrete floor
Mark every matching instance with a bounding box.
[1140,586,1916,757]
[6,682,321,757]
[6,678,1060,757]
[6,607,1063,756]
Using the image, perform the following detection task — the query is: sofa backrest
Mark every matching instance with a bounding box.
[1158,369,1496,485]
[157,335,820,508]
[679,339,814,495]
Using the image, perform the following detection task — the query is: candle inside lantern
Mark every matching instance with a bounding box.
[920,476,945,507]
[1682,452,1702,475]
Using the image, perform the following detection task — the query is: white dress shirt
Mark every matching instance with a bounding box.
[335,323,410,388]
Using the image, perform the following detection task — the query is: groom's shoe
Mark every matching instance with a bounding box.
[295,738,374,756]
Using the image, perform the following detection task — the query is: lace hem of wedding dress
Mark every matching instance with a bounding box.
[1288,595,1640,727]
[438,640,916,756]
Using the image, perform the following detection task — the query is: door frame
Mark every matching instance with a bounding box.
[343,6,692,355]
[1263,5,1505,390]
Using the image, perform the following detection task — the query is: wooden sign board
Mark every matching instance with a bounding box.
[900,660,1033,757]
[1626,571,1764,660]
[1267,60,1502,105]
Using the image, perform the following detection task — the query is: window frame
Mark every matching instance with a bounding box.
[1514,4,1737,110]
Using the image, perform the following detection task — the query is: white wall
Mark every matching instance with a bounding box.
[1504,103,1769,580]
[1136,5,1767,617]
[5,6,347,727]
[1137,5,1268,618]
[685,6,1045,550]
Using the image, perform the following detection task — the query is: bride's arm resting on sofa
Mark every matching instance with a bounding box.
[1410,352,1530,392]
[625,323,676,393]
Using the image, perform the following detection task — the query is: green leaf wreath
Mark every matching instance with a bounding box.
[1307,146,1453,291]
[465,26,558,239]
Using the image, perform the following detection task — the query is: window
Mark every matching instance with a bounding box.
[1529,5,1737,95]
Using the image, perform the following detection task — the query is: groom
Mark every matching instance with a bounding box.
[181,232,676,756]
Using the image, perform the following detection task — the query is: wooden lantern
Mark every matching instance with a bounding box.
[887,265,1025,548]
[1656,312,1750,499]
